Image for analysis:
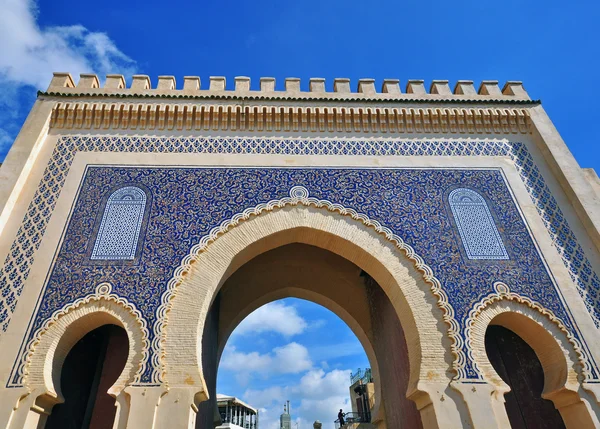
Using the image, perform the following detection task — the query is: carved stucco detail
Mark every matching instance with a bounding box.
[49,101,532,135]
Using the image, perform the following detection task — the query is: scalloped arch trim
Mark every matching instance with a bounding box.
[19,283,150,389]
[464,282,589,381]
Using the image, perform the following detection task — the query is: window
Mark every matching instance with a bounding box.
[91,186,146,260]
[449,188,508,260]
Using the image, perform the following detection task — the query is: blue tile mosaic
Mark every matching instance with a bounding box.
[9,166,595,384]
[2,136,599,386]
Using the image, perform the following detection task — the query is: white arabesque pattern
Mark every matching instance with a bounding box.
[449,188,509,260]
[91,186,146,260]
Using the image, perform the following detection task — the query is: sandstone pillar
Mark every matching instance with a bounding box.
[2,389,57,429]
[0,387,28,429]
[153,387,199,429]
[409,382,470,429]
[123,386,166,429]
[450,382,509,429]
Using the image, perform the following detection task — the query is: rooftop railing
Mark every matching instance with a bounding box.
[350,368,372,385]
[334,412,371,428]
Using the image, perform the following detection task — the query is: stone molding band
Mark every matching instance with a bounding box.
[49,102,532,134]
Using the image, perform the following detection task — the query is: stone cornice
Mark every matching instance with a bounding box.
[43,73,536,134]
[49,100,532,134]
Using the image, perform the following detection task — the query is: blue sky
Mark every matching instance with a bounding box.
[0,0,599,172]
[218,299,369,428]
[1,1,599,428]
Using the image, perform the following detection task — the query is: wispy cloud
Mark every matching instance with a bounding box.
[0,0,135,88]
[221,342,312,386]
[0,0,135,159]
[232,301,308,337]
[309,341,367,362]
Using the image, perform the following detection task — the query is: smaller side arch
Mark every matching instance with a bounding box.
[23,283,149,401]
[466,282,586,387]
[466,282,598,428]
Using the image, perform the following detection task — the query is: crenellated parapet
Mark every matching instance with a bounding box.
[45,73,533,102]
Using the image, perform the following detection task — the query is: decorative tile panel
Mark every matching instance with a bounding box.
[91,186,147,260]
[7,165,598,385]
[1,136,598,386]
[449,188,509,260]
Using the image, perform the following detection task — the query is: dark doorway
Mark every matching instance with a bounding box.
[485,325,566,429]
[45,324,129,429]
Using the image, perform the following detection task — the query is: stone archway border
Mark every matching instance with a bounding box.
[464,281,589,382]
[20,282,150,391]
[156,185,463,384]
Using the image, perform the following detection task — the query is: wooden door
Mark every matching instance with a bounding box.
[485,325,566,429]
[45,324,128,429]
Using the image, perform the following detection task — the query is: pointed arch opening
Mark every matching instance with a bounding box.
[44,324,129,429]
[160,206,466,428]
[205,243,423,429]
[215,297,373,429]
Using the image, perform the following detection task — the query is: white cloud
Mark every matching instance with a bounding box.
[308,319,327,330]
[220,342,312,386]
[220,347,272,374]
[241,386,284,409]
[240,369,353,429]
[233,302,308,337]
[271,342,313,373]
[298,395,352,429]
[0,0,135,159]
[0,0,135,89]
[296,369,351,399]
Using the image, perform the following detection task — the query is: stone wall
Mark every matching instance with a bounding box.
[196,295,220,428]
[366,275,423,429]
